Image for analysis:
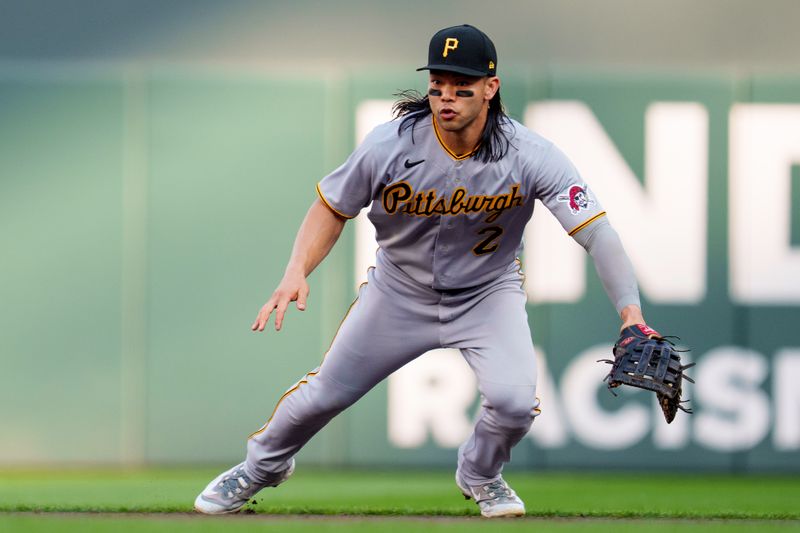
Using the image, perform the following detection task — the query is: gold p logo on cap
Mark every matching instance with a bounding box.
[442,38,459,57]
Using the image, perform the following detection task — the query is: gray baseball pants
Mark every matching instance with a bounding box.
[246,255,539,487]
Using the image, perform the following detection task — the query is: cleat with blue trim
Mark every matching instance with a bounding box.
[194,460,294,515]
[456,471,525,518]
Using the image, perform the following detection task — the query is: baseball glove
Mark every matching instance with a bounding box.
[599,324,694,423]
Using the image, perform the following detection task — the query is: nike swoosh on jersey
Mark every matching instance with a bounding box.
[404,158,425,169]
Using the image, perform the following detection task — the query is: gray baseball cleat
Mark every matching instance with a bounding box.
[455,471,525,518]
[194,459,295,514]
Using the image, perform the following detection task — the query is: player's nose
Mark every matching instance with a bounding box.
[440,85,456,101]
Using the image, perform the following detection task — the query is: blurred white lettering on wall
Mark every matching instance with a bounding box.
[729,104,800,304]
[694,347,771,451]
[524,101,708,305]
[560,346,651,449]
[387,349,476,448]
[385,342,793,453]
[774,349,800,450]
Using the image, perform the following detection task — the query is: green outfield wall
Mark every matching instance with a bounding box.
[1,66,799,471]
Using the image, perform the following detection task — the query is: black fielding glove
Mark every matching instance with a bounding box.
[599,324,695,423]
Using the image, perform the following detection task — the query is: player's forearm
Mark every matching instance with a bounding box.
[284,199,347,278]
[571,218,641,315]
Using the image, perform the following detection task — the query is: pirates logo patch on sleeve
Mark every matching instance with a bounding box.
[557,184,595,215]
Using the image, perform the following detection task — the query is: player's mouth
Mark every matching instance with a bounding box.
[439,108,457,121]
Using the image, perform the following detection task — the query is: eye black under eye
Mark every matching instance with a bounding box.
[428,88,442,97]
[455,90,474,97]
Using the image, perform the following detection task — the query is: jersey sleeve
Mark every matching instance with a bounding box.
[534,142,606,236]
[316,129,382,219]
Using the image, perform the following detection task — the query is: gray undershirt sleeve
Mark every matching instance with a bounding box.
[571,217,641,314]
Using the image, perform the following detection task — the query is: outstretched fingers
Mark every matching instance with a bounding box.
[252,299,278,332]
[273,294,292,331]
[252,277,309,332]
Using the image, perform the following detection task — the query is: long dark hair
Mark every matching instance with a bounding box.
[392,88,514,163]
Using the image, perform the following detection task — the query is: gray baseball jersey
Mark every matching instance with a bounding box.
[316,115,607,290]
[245,116,620,488]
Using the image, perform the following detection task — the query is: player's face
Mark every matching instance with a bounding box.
[427,71,500,134]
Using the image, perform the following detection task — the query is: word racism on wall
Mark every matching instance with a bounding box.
[353,99,800,453]
[387,347,800,452]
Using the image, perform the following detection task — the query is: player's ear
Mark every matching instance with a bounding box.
[484,76,500,102]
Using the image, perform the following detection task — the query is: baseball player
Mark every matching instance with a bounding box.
[195,24,646,518]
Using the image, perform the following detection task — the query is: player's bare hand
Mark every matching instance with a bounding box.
[251,270,310,332]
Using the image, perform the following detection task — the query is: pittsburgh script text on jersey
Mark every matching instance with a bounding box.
[382,182,524,223]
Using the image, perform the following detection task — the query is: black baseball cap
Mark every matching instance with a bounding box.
[417,24,497,77]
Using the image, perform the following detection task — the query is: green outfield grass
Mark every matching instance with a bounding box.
[1,468,799,532]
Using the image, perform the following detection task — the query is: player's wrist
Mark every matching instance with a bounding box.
[619,304,645,331]
[284,260,306,276]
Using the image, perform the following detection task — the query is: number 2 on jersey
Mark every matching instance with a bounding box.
[472,226,504,256]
